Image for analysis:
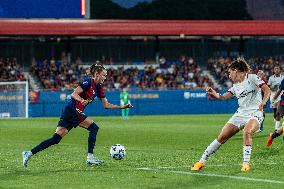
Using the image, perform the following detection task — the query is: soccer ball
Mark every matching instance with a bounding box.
[110,144,126,160]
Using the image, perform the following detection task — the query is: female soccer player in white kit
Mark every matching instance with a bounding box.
[191,58,271,172]
[267,65,284,131]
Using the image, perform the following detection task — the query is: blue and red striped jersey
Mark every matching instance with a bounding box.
[279,78,284,101]
[68,76,105,111]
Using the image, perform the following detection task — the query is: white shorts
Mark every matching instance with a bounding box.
[227,110,264,129]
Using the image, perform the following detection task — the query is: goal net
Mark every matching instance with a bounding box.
[0,81,29,118]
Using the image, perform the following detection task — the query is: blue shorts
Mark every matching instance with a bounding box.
[57,105,87,131]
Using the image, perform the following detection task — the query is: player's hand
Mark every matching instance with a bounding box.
[259,102,266,111]
[205,87,214,94]
[124,103,133,109]
[270,100,276,108]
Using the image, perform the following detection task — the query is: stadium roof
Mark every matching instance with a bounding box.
[0,19,284,36]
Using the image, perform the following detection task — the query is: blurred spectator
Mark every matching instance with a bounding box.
[0,57,26,82]
[31,55,81,91]
[31,54,213,91]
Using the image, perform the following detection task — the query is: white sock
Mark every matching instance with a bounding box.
[87,153,93,158]
[199,139,221,163]
[275,121,280,130]
[243,145,252,164]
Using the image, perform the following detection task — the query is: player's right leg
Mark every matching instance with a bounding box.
[267,102,284,146]
[242,118,260,172]
[22,151,32,167]
[266,133,274,147]
[22,127,68,167]
[22,107,73,167]
[258,111,265,132]
[191,123,239,171]
[267,126,284,146]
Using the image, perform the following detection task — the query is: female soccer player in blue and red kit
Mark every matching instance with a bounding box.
[22,64,133,167]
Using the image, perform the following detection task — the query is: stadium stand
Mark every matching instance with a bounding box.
[4,53,283,91]
[3,53,283,91]
[0,57,26,82]
[30,54,213,91]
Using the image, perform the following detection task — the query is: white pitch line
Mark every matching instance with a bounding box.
[157,162,278,169]
[137,167,284,184]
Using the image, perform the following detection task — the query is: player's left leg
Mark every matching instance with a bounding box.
[191,123,239,171]
[267,126,283,146]
[273,105,281,131]
[80,117,104,165]
[268,102,284,146]
[242,118,260,172]
[259,109,265,132]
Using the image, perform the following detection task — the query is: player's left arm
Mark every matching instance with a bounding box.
[100,97,133,109]
[272,89,281,102]
[97,84,133,109]
[251,74,271,111]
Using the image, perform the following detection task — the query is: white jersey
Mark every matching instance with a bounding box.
[228,74,265,113]
[268,74,284,102]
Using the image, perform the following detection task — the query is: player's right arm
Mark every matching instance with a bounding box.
[272,89,281,103]
[205,87,233,100]
[267,77,273,89]
[71,86,88,106]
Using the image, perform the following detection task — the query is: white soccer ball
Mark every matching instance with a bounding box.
[110,144,126,160]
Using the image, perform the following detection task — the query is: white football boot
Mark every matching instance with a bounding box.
[22,151,32,167]
[86,153,104,165]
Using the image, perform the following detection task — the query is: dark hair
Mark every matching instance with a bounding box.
[87,64,106,77]
[228,57,251,73]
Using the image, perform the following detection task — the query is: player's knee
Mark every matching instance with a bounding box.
[217,136,227,144]
[243,129,253,137]
[87,122,99,133]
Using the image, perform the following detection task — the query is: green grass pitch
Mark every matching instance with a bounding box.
[0,114,284,189]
